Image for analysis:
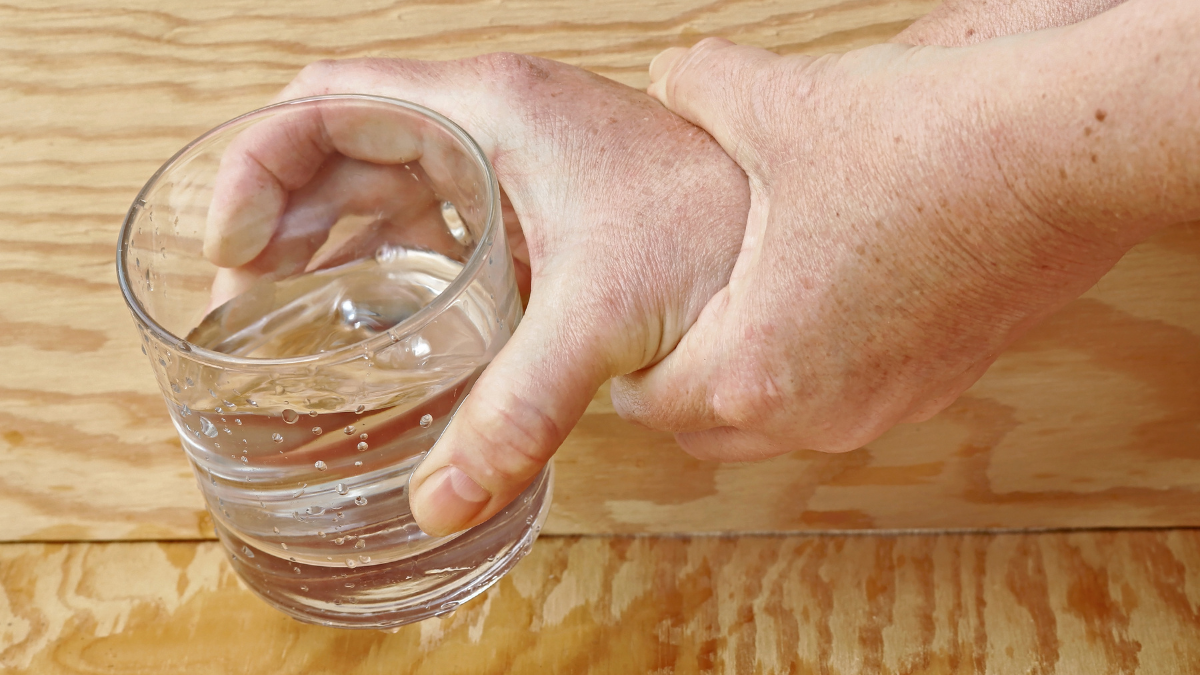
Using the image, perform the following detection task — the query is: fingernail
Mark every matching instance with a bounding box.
[411,466,491,536]
[649,47,687,85]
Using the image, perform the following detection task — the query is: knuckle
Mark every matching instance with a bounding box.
[459,388,560,485]
[709,359,787,431]
[475,52,552,89]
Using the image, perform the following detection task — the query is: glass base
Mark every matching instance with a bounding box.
[217,464,553,629]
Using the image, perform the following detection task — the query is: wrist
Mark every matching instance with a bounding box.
[967,0,1200,249]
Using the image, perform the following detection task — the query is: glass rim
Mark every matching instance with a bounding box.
[116,94,503,369]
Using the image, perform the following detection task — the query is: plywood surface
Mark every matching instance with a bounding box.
[1,0,1199,542]
[3,529,1199,674]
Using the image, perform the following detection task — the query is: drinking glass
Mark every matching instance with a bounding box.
[116,95,552,629]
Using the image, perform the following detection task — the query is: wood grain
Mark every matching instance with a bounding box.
[3,530,1199,674]
[1,0,1199,541]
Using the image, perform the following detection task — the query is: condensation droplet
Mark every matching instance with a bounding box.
[293,566,301,574]
[345,582,355,588]
[354,496,368,506]
[344,426,355,435]
[282,409,299,424]
[419,414,432,428]
[357,442,368,452]
[274,385,284,395]
[346,559,358,569]
[355,405,365,414]
[334,536,346,545]
[312,427,323,435]
[359,555,371,563]
[336,483,348,495]
[318,531,327,538]
[280,542,288,550]
[170,382,180,393]
[299,585,308,592]
[273,526,280,533]
[235,419,242,425]
[359,433,368,441]
[314,460,327,471]
[354,539,366,549]
[240,456,248,463]
[307,506,326,516]
[241,546,255,558]
[354,461,363,467]
[308,410,319,417]
[271,433,284,443]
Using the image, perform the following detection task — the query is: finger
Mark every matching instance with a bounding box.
[646,38,779,167]
[674,425,803,463]
[609,289,730,433]
[408,295,612,536]
[206,61,495,269]
[246,156,443,277]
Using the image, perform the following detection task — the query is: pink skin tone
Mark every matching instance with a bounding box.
[206,0,1199,535]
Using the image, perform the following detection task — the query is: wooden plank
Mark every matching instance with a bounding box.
[1,0,1199,541]
[2,530,1199,674]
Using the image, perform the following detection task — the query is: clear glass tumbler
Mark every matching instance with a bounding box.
[116,95,552,629]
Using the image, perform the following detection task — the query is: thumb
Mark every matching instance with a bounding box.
[408,296,610,536]
[647,38,778,167]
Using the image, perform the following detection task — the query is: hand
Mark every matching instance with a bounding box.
[204,54,750,535]
[611,32,1151,460]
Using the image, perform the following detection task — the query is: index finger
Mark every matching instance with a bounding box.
[204,99,432,268]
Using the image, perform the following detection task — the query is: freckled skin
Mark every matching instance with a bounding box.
[613,0,1199,461]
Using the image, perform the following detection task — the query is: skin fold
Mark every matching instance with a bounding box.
[205,0,1198,535]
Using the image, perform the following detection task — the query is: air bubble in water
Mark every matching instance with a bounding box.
[282,409,299,424]
[271,433,283,443]
[354,496,368,506]
[420,414,432,428]
[357,442,368,452]
[199,418,218,438]
[314,460,327,471]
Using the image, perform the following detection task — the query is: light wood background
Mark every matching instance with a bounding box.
[4,530,1200,674]
[2,1,1199,671]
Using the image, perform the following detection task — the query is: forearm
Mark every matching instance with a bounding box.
[896,0,1126,46]
[975,0,1199,247]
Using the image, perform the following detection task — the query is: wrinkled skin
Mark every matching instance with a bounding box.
[203,56,750,535]
[203,0,1200,536]
[613,0,1197,460]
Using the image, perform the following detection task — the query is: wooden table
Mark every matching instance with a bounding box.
[2,1,1198,673]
